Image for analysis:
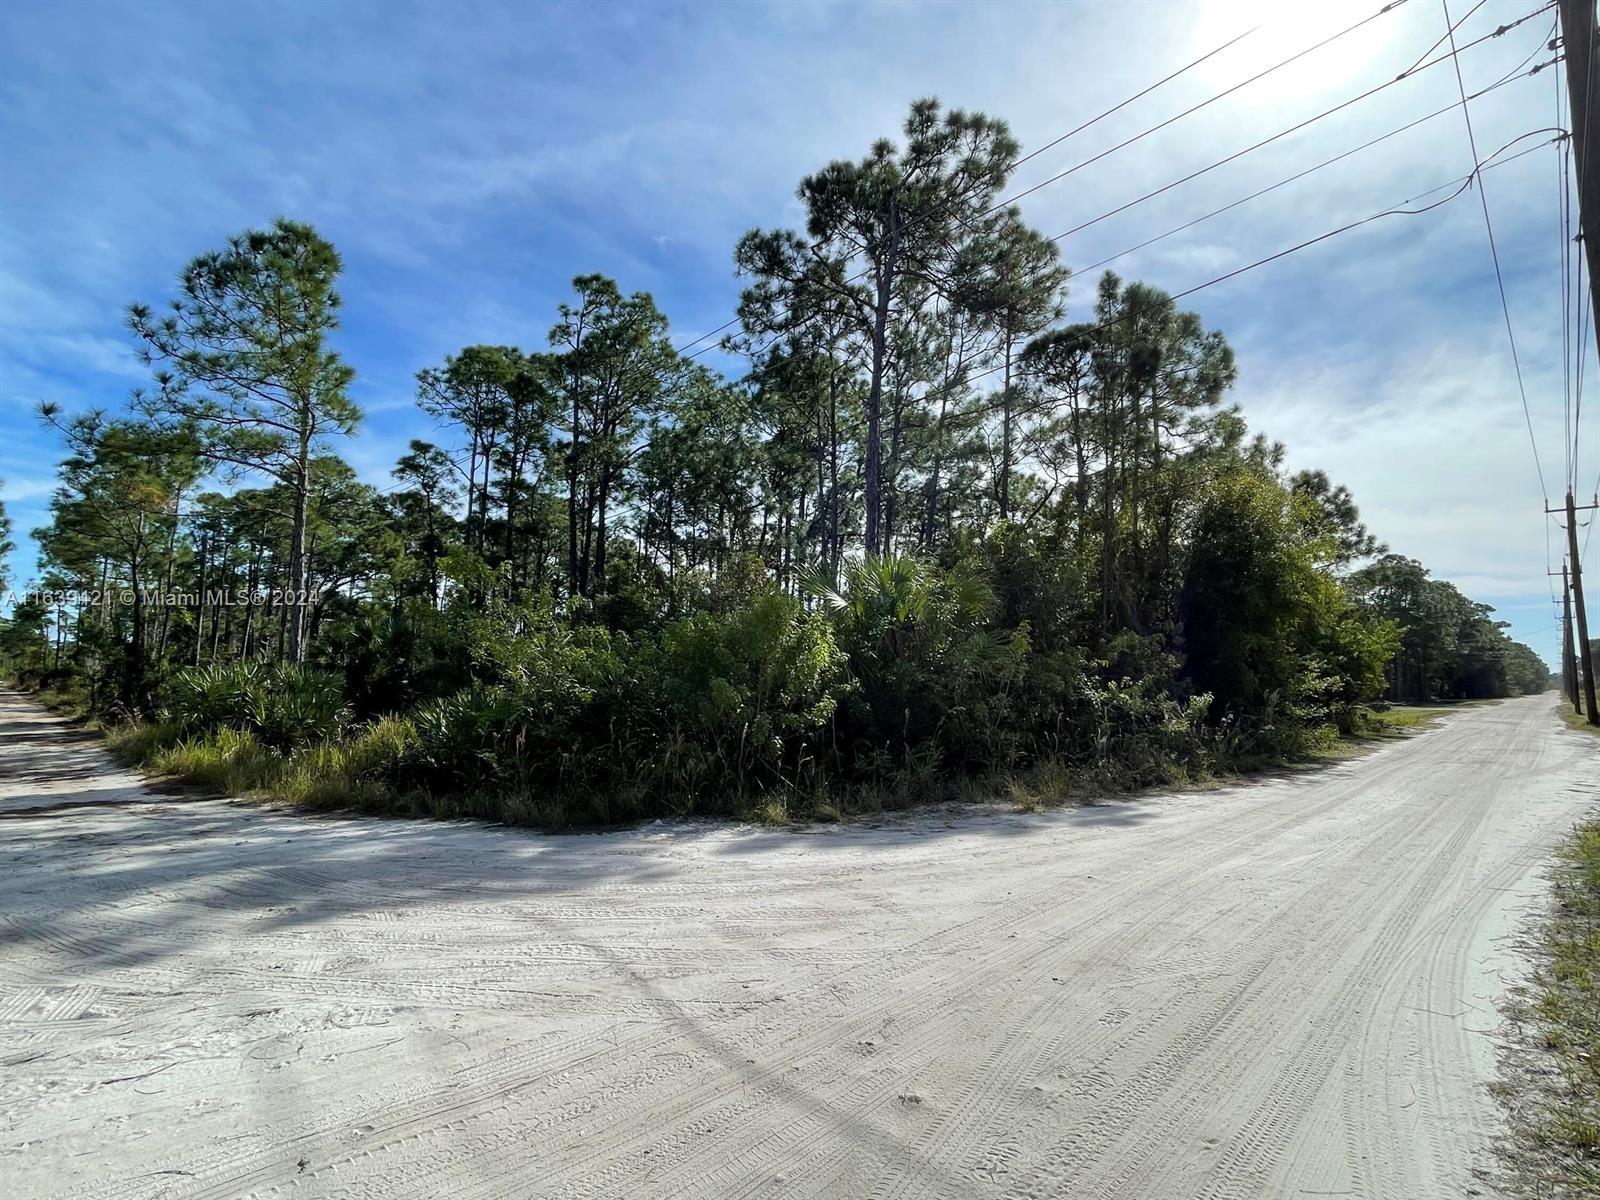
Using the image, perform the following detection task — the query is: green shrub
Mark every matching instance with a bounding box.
[410,685,526,789]
[78,532,1406,828]
[804,554,1016,775]
[249,669,347,750]
[641,591,850,800]
[166,661,348,749]
[165,661,262,733]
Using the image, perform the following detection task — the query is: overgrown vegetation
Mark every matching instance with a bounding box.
[1553,642,1600,735]
[0,99,1550,827]
[1558,696,1600,737]
[1495,818,1600,1197]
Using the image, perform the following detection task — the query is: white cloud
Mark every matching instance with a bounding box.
[0,0,1576,659]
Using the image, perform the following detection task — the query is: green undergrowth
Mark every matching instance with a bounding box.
[105,717,1206,829]
[94,703,1432,832]
[1558,700,1600,738]
[1359,704,1455,735]
[1494,818,1600,1196]
[1267,703,1455,767]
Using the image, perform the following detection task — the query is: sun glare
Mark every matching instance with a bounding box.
[1192,0,1401,101]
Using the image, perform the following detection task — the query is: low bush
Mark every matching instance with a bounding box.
[166,661,349,749]
[640,591,850,801]
[90,540,1409,829]
[148,726,281,795]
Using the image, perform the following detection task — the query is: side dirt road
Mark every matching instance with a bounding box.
[2,690,1596,1199]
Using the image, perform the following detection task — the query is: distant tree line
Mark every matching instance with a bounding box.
[1349,554,1550,702]
[0,100,1550,823]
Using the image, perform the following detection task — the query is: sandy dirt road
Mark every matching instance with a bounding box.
[1,690,1595,1200]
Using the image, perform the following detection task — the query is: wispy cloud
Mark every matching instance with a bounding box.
[0,0,1576,657]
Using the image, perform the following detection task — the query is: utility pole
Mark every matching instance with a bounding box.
[1559,1,1600,724]
[1563,561,1581,708]
[1567,492,1600,723]
[1561,0,1600,347]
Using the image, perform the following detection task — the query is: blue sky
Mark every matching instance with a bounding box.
[0,0,1580,664]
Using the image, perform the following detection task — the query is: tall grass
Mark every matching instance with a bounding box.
[1494,819,1600,1196]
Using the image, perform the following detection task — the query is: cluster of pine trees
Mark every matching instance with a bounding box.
[0,100,1549,824]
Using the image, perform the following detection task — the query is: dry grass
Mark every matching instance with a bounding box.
[1558,699,1600,738]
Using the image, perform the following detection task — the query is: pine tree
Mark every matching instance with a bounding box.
[128,218,358,664]
[736,98,1020,554]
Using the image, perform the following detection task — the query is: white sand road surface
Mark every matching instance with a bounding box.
[2,690,1597,1199]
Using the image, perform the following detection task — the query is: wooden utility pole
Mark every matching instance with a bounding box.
[1563,561,1582,708]
[1560,2,1600,724]
[1562,0,1600,345]
[1566,492,1600,722]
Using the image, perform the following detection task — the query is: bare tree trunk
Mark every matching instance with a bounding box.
[504,437,522,591]
[863,196,900,556]
[828,374,841,579]
[594,472,611,596]
[193,531,208,667]
[241,550,261,659]
[579,480,596,597]
[286,431,311,664]
[1071,387,1089,545]
[884,385,905,556]
[999,333,1013,521]
[155,485,185,664]
[567,393,582,596]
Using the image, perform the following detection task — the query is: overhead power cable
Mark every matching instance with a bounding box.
[667,20,1265,360]
[673,0,1420,360]
[389,6,1555,515]
[1084,97,1557,276]
[1442,0,1549,505]
[996,1,1547,213]
[1488,15,1560,89]
[1056,45,1555,269]
[888,128,1553,428]
[693,1,1548,370]
[595,135,1527,496]
[1009,25,1261,172]
[1402,0,1486,75]
[1400,132,1562,202]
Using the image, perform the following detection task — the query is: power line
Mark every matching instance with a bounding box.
[894,133,1544,427]
[711,2,1551,370]
[391,8,1558,513]
[668,20,1266,361]
[1070,55,1554,275]
[1087,117,1557,277]
[1442,0,1551,504]
[676,0,1421,361]
[1412,133,1565,199]
[1562,61,1575,492]
[1489,15,1560,89]
[543,136,1522,488]
[722,63,1561,444]
[1403,0,1487,75]
[1009,24,1260,173]
[999,0,1427,212]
